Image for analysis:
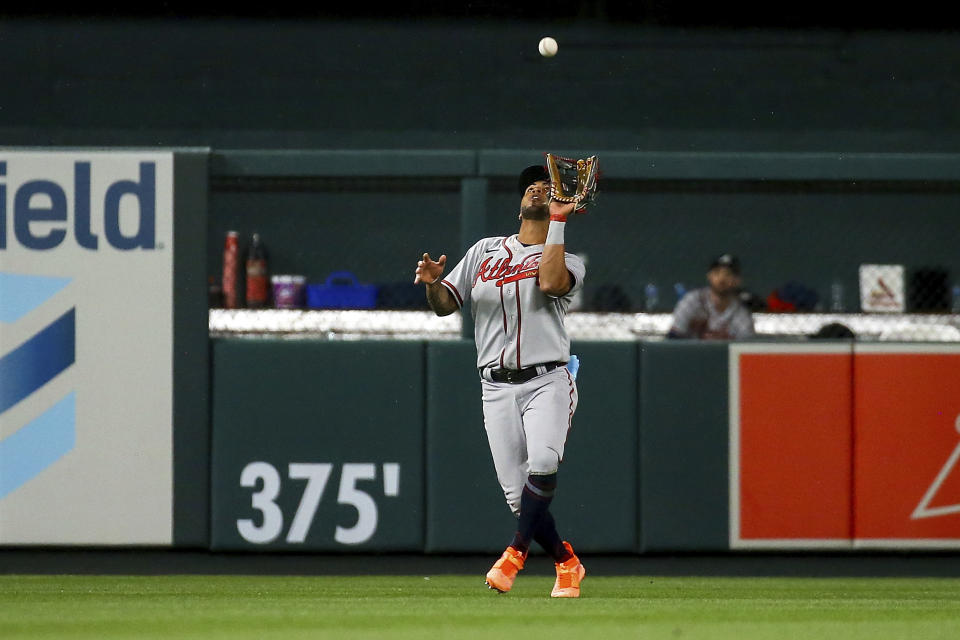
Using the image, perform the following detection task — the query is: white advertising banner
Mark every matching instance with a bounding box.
[0,151,174,544]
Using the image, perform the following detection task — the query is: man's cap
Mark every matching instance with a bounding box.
[709,253,741,275]
[518,165,550,195]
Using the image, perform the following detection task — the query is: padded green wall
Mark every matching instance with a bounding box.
[209,339,425,551]
[424,341,516,553]
[207,338,646,553]
[639,341,731,551]
[172,149,212,547]
[424,341,639,554]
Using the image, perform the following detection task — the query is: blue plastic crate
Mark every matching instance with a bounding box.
[306,271,378,309]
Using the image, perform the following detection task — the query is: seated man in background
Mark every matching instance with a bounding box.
[667,253,756,340]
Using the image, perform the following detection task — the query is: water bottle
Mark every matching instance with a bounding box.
[673,282,687,303]
[245,232,270,309]
[222,231,240,309]
[952,284,960,313]
[644,282,659,312]
[830,280,845,312]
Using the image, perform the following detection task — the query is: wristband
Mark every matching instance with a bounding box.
[545,220,565,245]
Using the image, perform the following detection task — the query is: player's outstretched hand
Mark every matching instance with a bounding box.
[549,200,577,221]
[414,252,447,285]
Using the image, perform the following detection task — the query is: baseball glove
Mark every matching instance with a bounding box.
[545,153,599,212]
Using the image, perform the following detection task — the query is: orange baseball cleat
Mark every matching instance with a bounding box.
[485,546,527,593]
[550,541,586,598]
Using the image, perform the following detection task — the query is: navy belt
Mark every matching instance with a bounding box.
[485,362,565,384]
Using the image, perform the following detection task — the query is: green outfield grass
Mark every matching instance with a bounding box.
[2,574,960,639]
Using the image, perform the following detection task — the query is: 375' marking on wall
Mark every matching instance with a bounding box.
[237,461,400,545]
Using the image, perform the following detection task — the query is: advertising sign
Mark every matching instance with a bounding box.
[0,151,174,544]
[731,343,960,550]
[854,345,960,547]
[729,344,854,549]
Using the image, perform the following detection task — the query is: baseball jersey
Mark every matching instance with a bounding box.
[441,235,586,370]
[669,287,755,339]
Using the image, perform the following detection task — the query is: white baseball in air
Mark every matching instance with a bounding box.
[538,36,558,58]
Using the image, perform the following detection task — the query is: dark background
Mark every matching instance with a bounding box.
[3,2,956,29]
[5,1,958,150]
[3,2,958,310]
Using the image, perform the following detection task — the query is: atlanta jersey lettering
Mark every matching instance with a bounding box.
[441,235,586,370]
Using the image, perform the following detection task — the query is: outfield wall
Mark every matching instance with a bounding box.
[204,338,960,554]
[4,148,960,553]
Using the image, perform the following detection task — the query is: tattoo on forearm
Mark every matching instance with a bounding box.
[426,281,457,316]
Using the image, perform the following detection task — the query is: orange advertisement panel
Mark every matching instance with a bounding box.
[854,347,960,545]
[731,346,853,548]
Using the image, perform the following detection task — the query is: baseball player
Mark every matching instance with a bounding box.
[414,164,586,598]
[667,253,756,340]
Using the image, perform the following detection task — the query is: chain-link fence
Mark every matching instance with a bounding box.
[209,153,960,342]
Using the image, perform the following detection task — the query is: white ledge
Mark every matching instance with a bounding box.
[210,310,960,342]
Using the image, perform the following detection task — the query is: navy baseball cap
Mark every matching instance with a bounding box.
[709,253,741,275]
[518,165,550,195]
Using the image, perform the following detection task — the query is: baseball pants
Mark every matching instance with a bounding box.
[480,366,578,515]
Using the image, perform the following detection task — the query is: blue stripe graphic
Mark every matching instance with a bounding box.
[0,393,76,498]
[0,273,72,324]
[0,309,76,414]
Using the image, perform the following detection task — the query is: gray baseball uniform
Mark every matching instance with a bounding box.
[440,234,585,513]
[441,235,585,370]
[670,287,755,339]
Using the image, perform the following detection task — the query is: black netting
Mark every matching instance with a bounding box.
[209,173,960,342]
